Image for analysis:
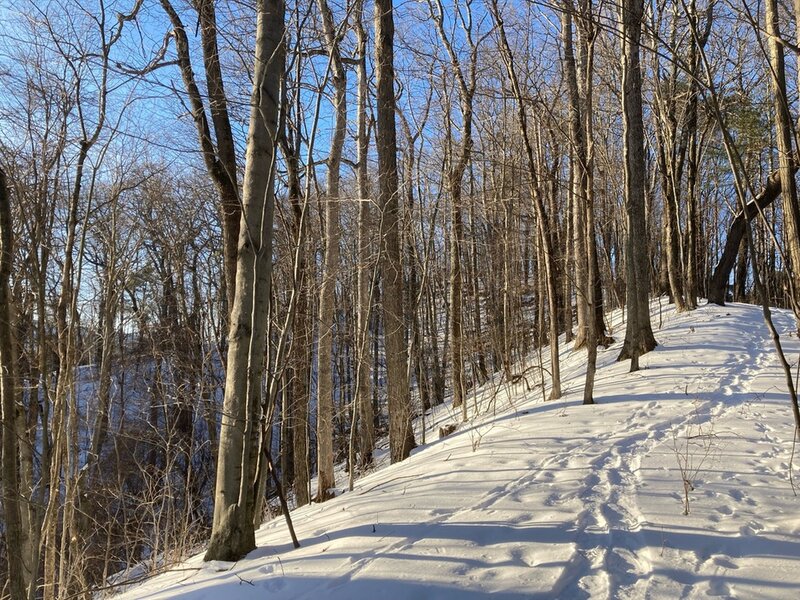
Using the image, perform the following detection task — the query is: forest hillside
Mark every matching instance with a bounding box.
[3,0,800,597]
[113,301,800,599]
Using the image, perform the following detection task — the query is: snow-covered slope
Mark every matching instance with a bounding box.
[113,302,800,599]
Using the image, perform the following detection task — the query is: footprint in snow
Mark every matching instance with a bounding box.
[711,555,739,570]
[728,489,746,502]
[544,492,561,507]
[739,520,764,536]
[706,579,736,597]
[509,512,534,525]
[606,547,645,586]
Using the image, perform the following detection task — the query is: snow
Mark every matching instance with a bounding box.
[111,301,800,599]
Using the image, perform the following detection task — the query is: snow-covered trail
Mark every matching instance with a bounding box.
[113,302,800,600]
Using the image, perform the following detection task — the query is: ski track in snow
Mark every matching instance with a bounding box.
[112,302,800,600]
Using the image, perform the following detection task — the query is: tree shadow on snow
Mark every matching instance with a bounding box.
[135,520,800,600]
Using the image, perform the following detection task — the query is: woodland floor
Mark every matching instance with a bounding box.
[113,300,800,599]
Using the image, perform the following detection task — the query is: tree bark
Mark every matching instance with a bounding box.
[278,72,311,507]
[682,0,709,309]
[765,0,800,314]
[355,0,375,468]
[205,0,284,562]
[490,0,561,398]
[315,0,347,502]
[708,165,797,305]
[429,0,476,418]
[1,169,27,600]
[618,0,657,369]
[375,0,416,462]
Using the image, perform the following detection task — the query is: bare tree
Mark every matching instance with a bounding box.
[428,0,481,418]
[204,0,284,562]
[158,0,241,312]
[764,0,800,316]
[561,0,600,403]
[489,0,562,399]
[0,167,26,600]
[375,0,416,462]
[354,0,375,469]
[314,0,348,502]
[618,0,657,370]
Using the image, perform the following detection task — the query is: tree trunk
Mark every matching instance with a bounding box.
[160,0,240,311]
[682,0,708,309]
[490,0,561,399]
[708,165,796,305]
[563,1,587,351]
[765,0,800,315]
[561,0,600,401]
[375,0,416,462]
[279,74,311,507]
[354,0,375,469]
[314,0,347,503]
[205,0,284,562]
[468,196,488,383]
[618,0,657,369]
[734,241,748,302]
[450,153,466,414]
[1,169,27,600]
[430,0,477,418]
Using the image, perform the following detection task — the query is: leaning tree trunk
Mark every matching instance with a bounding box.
[708,165,796,305]
[490,0,561,399]
[205,0,284,562]
[160,0,240,311]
